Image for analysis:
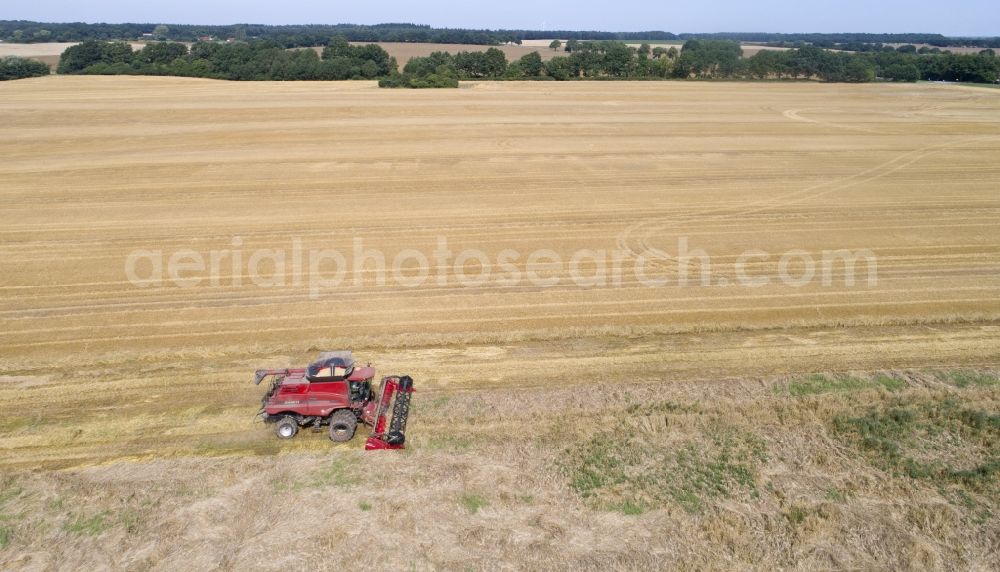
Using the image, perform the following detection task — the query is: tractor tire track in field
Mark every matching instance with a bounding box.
[616,133,1000,270]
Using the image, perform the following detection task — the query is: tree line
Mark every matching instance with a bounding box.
[2,21,518,47]
[0,56,50,80]
[51,38,1000,86]
[57,39,396,81]
[6,20,999,49]
[386,40,999,87]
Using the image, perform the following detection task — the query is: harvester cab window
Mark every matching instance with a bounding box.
[306,350,356,382]
[312,366,349,379]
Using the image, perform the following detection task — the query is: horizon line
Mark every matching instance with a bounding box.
[1,19,996,39]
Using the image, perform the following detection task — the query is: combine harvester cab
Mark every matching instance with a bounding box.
[253,351,414,450]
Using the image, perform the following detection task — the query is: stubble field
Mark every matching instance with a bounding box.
[0,77,998,569]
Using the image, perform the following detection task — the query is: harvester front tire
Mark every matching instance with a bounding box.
[275,416,298,440]
[328,410,358,442]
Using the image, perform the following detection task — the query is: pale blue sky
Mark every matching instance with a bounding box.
[3,0,998,36]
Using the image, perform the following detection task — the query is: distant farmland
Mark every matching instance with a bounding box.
[1,38,911,71]
[346,41,562,62]
[0,40,563,69]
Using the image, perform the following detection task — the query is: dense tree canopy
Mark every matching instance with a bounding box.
[134,42,188,65]
[57,39,396,81]
[672,40,743,78]
[383,49,507,87]
[453,48,508,78]
[58,40,134,74]
[0,56,50,80]
[321,36,397,78]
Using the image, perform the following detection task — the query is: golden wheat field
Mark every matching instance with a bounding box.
[0,76,999,569]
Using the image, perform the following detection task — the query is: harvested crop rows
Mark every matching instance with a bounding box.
[1,77,999,469]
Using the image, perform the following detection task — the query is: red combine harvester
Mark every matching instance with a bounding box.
[253,351,414,450]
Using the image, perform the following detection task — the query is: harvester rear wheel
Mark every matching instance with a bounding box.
[328,410,358,442]
[275,416,298,440]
